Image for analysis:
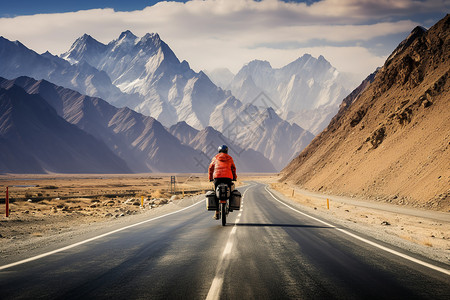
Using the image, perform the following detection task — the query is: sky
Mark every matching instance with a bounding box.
[1,0,448,84]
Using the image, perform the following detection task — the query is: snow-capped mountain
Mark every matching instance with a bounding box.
[61,31,237,129]
[1,32,330,172]
[0,36,140,107]
[61,33,107,66]
[228,54,352,134]
[169,123,276,172]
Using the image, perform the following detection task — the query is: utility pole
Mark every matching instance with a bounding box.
[170,176,176,194]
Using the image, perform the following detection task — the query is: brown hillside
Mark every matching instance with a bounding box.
[281,15,450,211]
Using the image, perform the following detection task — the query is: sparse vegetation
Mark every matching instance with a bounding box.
[41,185,59,190]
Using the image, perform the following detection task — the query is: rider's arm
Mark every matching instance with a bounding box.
[231,158,237,181]
[208,158,215,181]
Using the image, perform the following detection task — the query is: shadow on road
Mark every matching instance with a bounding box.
[234,223,332,229]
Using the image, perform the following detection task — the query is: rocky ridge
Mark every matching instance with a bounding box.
[281,15,450,211]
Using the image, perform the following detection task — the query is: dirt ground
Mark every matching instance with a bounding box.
[0,174,219,245]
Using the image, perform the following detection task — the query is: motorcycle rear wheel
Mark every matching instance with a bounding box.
[221,203,226,226]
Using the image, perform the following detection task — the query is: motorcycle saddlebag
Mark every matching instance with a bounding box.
[206,191,217,211]
[230,190,241,210]
[216,183,230,200]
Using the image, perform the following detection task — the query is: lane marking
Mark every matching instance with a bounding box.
[231,226,237,235]
[0,199,205,271]
[206,277,223,300]
[206,184,252,300]
[264,186,450,276]
[222,241,233,257]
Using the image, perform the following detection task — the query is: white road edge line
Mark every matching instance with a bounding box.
[0,199,205,271]
[206,184,252,300]
[264,186,450,276]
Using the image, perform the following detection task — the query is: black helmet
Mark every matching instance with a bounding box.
[218,145,228,153]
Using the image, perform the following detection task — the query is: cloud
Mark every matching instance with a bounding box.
[0,0,447,81]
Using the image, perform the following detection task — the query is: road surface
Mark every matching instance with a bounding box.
[1,182,449,299]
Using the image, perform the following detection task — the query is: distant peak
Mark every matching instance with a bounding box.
[41,50,58,59]
[175,121,192,129]
[77,34,98,44]
[289,53,331,68]
[141,33,161,43]
[265,107,281,119]
[248,60,272,68]
[73,33,103,47]
[386,25,427,64]
[406,26,427,42]
[295,53,314,61]
[119,30,137,40]
[181,60,190,70]
[317,55,332,67]
[411,26,427,35]
[204,126,217,133]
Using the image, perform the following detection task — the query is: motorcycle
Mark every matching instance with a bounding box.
[206,183,241,226]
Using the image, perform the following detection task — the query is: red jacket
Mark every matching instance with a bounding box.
[208,153,237,180]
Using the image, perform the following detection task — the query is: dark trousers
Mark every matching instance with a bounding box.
[214,178,232,212]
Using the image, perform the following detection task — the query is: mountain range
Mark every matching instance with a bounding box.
[60,31,236,130]
[0,76,276,173]
[0,82,131,173]
[224,55,353,134]
[0,32,324,171]
[0,36,139,107]
[281,15,450,210]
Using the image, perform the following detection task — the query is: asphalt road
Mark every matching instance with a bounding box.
[0,182,449,299]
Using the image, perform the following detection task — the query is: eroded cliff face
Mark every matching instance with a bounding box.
[281,15,450,211]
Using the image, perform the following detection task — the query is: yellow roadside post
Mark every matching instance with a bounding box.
[141,195,144,207]
[327,198,330,210]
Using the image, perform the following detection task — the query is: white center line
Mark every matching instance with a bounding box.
[206,185,252,300]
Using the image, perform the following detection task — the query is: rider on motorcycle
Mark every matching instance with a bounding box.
[208,145,237,219]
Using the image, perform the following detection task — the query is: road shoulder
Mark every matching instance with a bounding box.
[0,194,205,266]
[266,182,449,266]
